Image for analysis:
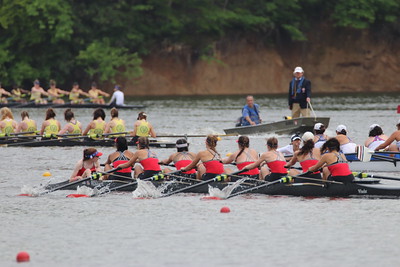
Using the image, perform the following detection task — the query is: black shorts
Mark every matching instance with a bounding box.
[264,172,287,182]
[138,170,161,179]
[294,173,322,183]
[329,174,354,184]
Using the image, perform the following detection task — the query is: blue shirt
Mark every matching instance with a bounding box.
[241,104,260,126]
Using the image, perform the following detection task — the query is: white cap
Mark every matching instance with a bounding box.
[369,124,380,131]
[291,134,301,142]
[293,66,304,73]
[302,131,314,142]
[336,125,347,132]
[314,123,324,130]
[397,119,400,125]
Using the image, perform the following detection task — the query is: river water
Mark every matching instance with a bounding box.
[1,93,400,266]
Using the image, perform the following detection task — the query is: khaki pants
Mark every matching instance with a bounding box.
[291,103,310,118]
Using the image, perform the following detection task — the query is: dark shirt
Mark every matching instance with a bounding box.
[288,77,311,109]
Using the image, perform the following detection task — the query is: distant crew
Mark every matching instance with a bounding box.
[30,80,49,104]
[131,112,156,143]
[58,109,82,135]
[288,66,311,118]
[69,82,89,104]
[108,85,124,106]
[0,83,11,104]
[83,108,106,138]
[239,95,262,126]
[277,134,302,156]
[0,107,18,135]
[313,123,328,148]
[70,148,102,182]
[47,80,69,104]
[88,82,110,104]
[364,124,388,150]
[375,119,400,152]
[105,108,126,137]
[335,125,357,153]
[17,111,37,135]
[103,137,134,181]
[11,85,29,103]
[40,108,61,136]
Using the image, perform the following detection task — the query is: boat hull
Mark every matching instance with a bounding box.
[0,102,145,109]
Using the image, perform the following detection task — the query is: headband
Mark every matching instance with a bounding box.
[176,143,188,148]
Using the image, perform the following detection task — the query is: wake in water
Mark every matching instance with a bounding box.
[20,178,55,196]
[132,180,175,198]
[208,178,246,199]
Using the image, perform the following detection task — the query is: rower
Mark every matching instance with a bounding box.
[47,80,69,104]
[222,135,262,181]
[17,111,37,135]
[335,125,357,153]
[285,132,322,182]
[58,109,82,135]
[83,108,106,139]
[88,82,110,104]
[40,108,61,137]
[11,85,29,103]
[375,119,400,151]
[103,137,134,181]
[69,82,89,104]
[160,139,197,180]
[117,136,162,179]
[130,112,156,143]
[242,137,287,182]
[308,138,354,183]
[277,134,301,156]
[0,83,12,104]
[104,108,126,137]
[364,124,388,150]
[0,107,18,135]
[70,148,103,182]
[181,135,230,181]
[313,123,328,148]
[108,85,125,106]
[30,80,48,104]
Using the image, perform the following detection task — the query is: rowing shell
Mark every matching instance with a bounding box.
[0,102,145,109]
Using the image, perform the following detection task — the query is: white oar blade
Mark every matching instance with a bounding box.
[356,145,372,162]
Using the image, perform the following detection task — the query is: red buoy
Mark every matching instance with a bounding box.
[220,206,230,213]
[16,251,30,262]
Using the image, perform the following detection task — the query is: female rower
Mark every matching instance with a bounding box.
[88,82,110,104]
[222,135,261,181]
[70,148,102,182]
[130,112,156,143]
[313,123,328,148]
[308,138,354,183]
[82,108,106,138]
[103,137,134,181]
[69,82,89,104]
[0,107,18,135]
[40,108,61,136]
[0,83,11,104]
[335,125,357,153]
[58,109,82,135]
[47,80,69,104]
[117,136,162,178]
[180,135,230,180]
[364,124,388,150]
[285,132,322,182]
[11,85,29,103]
[104,108,126,137]
[242,137,287,182]
[30,80,49,104]
[375,119,400,151]
[17,111,37,135]
[160,138,197,179]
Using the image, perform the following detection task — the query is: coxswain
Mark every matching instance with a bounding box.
[58,109,82,135]
[364,124,388,151]
[104,108,126,137]
[40,108,61,137]
[335,125,357,153]
[0,107,18,135]
[374,119,400,151]
[83,108,106,139]
[308,138,354,183]
[70,148,102,182]
[117,136,162,178]
[285,132,322,182]
[160,138,197,179]
[47,80,69,104]
[222,135,262,181]
[17,111,37,135]
[313,123,328,148]
[0,83,11,104]
[181,135,230,180]
[30,80,48,104]
[89,82,110,104]
[103,137,134,181]
[69,82,89,104]
[277,134,301,157]
[11,85,29,103]
[242,137,287,182]
[108,85,124,106]
[130,112,156,143]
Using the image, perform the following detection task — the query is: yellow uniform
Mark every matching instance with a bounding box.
[69,91,80,104]
[88,120,105,139]
[44,119,59,135]
[30,90,41,103]
[111,118,126,136]
[1,119,15,135]
[12,89,22,101]
[68,121,82,134]
[136,120,150,137]
[23,119,37,136]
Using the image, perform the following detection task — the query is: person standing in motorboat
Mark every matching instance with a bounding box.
[288,66,311,118]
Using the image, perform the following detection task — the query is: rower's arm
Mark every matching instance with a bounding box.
[104,122,112,134]
[58,124,70,135]
[40,122,47,135]
[285,152,298,168]
[181,153,201,171]
[118,153,139,169]
[243,154,266,170]
[375,132,396,151]
[70,162,82,182]
[160,154,174,165]
[308,156,327,172]
[82,122,93,135]
[222,152,235,164]
[58,89,70,95]
[149,123,156,138]
[130,123,138,136]
[99,90,110,97]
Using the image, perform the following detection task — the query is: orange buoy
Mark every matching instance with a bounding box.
[220,206,231,213]
[16,251,30,262]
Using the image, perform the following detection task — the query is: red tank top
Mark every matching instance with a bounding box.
[236,162,260,175]
[112,151,131,173]
[266,161,287,173]
[327,163,352,176]
[175,160,196,174]
[140,157,161,171]
[203,160,224,174]
[300,159,320,173]
[77,164,96,177]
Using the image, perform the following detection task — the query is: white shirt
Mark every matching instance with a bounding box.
[109,90,124,106]
[277,145,294,156]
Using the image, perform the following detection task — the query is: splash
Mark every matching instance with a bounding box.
[208,178,246,199]
[20,185,41,197]
[132,179,166,198]
[76,185,95,196]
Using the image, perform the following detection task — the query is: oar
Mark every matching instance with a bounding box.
[352,172,400,182]
[156,133,238,138]
[356,145,399,166]
[102,132,129,136]
[9,131,37,136]
[3,135,87,147]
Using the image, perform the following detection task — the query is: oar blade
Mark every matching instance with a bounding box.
[66,194,90,198]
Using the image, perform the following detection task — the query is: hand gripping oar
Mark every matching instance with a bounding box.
[352,172,400,182]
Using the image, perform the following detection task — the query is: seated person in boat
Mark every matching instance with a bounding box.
[364,124,388,151]
[70,148,103,182]
[108,85,125,106]
[58,109,82,135]
[83,108,106,139]
[160,138,197,180]
[17,111,37,135]
[335,125,357,153]
[375,119,400,152]
[242,137,287,182]
[222,135,263,181]
[88,82,110,104]
[69,82,90,104]
[103,137,134,181]
[117,137,162,179]
[0,107,18,135]
[238,95,261,126]
[105,108,126,137]
[130,112,156,143]
[47,80,70,104]
[30,79,49,104]
[11,85,29,103]
[0,83,11,104]
[313,123,328,149]
[277,134,301,157]
[181,135,231,180]
[285,132,322,182]
[308,138,354,183]
[40,108,61,137]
